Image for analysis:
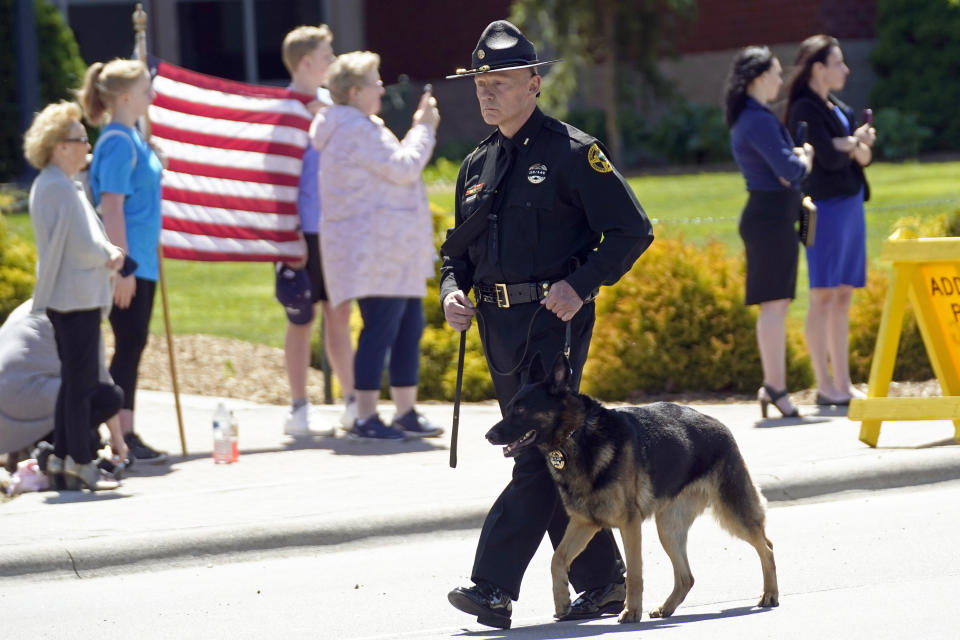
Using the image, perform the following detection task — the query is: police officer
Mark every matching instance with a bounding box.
[440,20,654,629]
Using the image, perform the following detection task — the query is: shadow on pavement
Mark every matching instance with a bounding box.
[456,604,770,638]
[42,491,129,504]
[753,416,831,428]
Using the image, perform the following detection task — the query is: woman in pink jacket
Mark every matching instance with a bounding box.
[311,51,442,440]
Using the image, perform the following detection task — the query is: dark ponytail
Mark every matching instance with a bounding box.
[785,34,839,121]
[723,46,774,127]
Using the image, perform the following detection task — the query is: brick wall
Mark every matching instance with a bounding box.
[679,0,875,53]
[363,0,512,83]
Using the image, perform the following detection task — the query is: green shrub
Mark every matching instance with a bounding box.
[871,0,960,151]
[0,214,37,323]
[872,108,932,160]
[581,235,811,399]
[420,202,495,401]
[0,0,87,181]
[946,209,960,237]
[849,266,933,382]
[648,101,730,164]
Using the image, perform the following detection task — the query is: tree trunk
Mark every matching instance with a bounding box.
[599,4,621,165]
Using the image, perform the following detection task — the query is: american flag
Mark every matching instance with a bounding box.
[148,60,313,262]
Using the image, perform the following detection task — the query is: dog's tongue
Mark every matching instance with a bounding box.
[502,430,535,456]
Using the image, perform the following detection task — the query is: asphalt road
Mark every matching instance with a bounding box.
[4,481,959,639]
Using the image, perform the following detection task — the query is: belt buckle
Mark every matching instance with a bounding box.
[495,283,510,309]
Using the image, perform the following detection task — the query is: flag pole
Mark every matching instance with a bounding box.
[134,3,187,457]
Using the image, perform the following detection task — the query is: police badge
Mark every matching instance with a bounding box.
[548,449,566,470]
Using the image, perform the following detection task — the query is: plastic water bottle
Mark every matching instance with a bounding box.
[213,402,232,464]
[229,410,239,463]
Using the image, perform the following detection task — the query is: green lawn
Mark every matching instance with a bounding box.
[6,160,958,347]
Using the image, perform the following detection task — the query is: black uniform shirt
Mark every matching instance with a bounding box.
[440,107,654,304]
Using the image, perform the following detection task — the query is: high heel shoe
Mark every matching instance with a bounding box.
[816,392,849,407]
[758,385,799,418]
[63,456,120,492]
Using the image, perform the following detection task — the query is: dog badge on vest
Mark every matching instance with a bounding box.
[527,163,547,184]
[548,449,566,469]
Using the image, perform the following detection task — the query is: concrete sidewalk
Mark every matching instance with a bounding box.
[2,390,958,579]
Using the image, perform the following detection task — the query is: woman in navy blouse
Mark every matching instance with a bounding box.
[786,35,875,407]
[725,46,813,418]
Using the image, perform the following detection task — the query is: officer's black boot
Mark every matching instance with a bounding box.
[448,580,512,629]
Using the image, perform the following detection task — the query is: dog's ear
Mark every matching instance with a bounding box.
[525,352,546,385]
[548,353,572,394]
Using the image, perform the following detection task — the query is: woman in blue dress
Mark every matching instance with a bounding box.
[725,46,813,418]
[80,59,168,463]
[787,35,876,406]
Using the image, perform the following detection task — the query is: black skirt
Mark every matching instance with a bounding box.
[739,189,801,305]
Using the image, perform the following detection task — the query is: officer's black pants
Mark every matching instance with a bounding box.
[471,301,625,600]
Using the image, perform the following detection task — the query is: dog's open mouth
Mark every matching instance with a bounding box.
[503,430,537,457]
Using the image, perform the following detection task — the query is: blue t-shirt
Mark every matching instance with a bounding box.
[730,98,807,192]
[90,123,163,281]
[296,87,333,234]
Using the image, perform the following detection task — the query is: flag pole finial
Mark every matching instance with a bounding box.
[133,3,147,62]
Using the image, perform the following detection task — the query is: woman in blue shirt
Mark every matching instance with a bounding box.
[786,35,876,407]
[80,58,167,463]
[725,46,813,418]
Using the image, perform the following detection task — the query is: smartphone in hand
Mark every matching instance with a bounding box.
[795,121,808,145]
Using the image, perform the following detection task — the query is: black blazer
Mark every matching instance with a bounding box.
[787,86,870,202]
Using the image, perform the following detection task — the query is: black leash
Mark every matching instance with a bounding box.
[449,330,466,468]
[449,298,573,470]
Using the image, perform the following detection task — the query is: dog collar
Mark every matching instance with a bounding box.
[548,449,566,470]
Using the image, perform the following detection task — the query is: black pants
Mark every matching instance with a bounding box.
[109,278,156,411]
[47,308,105,464]
[471,301,625,600]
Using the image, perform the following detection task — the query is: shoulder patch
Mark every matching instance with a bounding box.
[587,143,612,174]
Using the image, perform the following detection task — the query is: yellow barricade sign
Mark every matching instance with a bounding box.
[849,233,960,446]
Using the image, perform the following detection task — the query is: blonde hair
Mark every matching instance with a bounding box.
[23,101,83,169]
[78,58,148,126]
[282,25,333,75]
[326,51,381,105]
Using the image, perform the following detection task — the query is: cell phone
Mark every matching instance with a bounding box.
[423,83,433,95]
[862,108,873,125]
[119,254,138,278]
[795,121,808,145]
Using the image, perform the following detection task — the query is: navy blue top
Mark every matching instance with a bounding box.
[730,97,807,192]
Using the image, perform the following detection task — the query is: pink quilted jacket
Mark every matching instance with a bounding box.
[310,105,436,307]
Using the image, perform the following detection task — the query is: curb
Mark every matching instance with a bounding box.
[4,452,959,580]
[0,508,488,580]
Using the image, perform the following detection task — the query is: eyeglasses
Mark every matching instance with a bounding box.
[63,137,90,144]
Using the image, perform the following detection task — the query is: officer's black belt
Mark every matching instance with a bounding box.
[474,281,551,309]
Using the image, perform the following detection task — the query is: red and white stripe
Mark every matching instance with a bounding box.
[149,61,313,262]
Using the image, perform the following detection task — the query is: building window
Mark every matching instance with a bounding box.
[68,2,142,63]
[254,0,324,83]
[177,0,246,80]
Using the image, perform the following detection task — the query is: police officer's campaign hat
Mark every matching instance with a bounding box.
[446,20,560,79]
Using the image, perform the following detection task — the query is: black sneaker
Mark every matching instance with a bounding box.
[347,415,406,440]
[448,581,512,629]
[392,409,444,438]
[124,432,169,464]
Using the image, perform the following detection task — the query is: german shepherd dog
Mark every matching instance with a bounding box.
[485,353,779,624]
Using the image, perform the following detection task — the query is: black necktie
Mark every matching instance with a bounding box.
[487,137,517,265]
